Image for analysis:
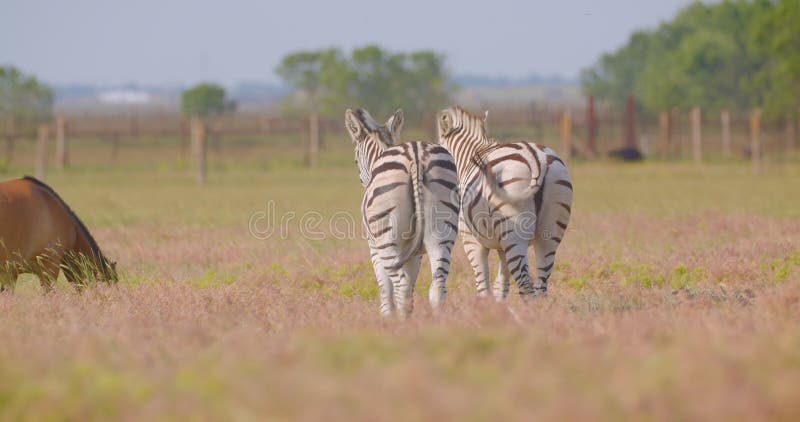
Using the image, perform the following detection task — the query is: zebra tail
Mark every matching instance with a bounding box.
[480,152,549,209]
[390,145,425,270]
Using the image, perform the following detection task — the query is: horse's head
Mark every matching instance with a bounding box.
[99,257,119,284]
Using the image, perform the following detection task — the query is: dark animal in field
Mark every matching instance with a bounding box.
[608,147,644,161]
[0,176,117,291]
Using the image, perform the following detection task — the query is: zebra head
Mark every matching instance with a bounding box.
[437,106,490,151]
[437,106,491,179]
[344,108,404,186]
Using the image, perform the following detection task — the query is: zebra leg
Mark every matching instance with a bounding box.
[492,250,511,301]
[532,234,559,297]
[504,242,541,299]
[463,238,491,297]
[425,238,454,310]
[369,249,395,316]
[391,255,421,318]
[532,154,572,297]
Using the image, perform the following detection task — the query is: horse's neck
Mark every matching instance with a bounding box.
[73,225,101,262]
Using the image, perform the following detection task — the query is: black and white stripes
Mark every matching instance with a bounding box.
[436,106,573,300]
[345,105,572,315]
[345,108,459,317]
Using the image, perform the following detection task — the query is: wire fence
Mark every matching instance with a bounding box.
[1,100,797,182]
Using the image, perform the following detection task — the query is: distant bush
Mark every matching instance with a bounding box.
[181,83,231,117]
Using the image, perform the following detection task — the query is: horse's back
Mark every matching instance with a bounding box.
[0,178,74,263]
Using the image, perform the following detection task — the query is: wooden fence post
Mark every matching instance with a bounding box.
[587,96,597,157]
[427,110,438,141]
[560,109,572,162]
[659,111,670,159]
[212,118,222,156]
[190,116,207,185]
[670,108,682,159]
[751,109,762,175]
[691,107,702,164]
[55,116,68,169]
[110,133,120,164]
[530,102,544,141]
[721,109,731,159]
[260,115,271,133]
[179,116,190,160]
[36,124,50,179]
[624,94,635,148]
[307,113,320,168]
[4,116,15,164]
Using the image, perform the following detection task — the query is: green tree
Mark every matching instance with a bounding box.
[582,0,795,119]
[403,51,452,118]
[0,66,53,124]
[276,48,352,116]
[181,83,228,117]
[749,0,800,117]
[276,45,453,120]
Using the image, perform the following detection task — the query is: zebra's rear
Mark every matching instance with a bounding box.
[346,108,459,317]
[437,106,572,300]
[362,141,459,316]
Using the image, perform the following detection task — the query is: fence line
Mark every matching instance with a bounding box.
[1,101,797,182]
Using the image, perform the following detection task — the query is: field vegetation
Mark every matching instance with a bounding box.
[0,138,799,420]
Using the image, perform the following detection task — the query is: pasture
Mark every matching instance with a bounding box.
[1,137,799,420]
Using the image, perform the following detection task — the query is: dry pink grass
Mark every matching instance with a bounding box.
[1,209,798,420]
[2,158,800,420]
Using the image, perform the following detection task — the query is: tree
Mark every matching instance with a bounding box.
[749,0,800,118]
[403,51,452,120]
[276,45,453,121]
[581,0,796,119]
[275,48,352,116]
[181,83,228,117]
[0,66,53,125]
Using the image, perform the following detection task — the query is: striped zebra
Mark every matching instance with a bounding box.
[436,106,573,300]
[345,108,460,317]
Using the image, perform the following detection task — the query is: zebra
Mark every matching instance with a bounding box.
[436,106,573,300]
[345,108,460,317]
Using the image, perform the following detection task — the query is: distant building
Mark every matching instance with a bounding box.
[98,90,152,104]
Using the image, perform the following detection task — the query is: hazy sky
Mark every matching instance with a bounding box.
[1,0,693,86]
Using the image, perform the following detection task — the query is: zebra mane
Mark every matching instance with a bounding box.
[447,106,489,139]
[452,105,482,120]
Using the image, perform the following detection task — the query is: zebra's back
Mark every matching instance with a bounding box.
[362,141,459,252]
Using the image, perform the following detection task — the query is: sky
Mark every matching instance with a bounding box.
[0,0,694,87]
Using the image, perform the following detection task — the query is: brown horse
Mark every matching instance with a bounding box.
[0,176,117,291]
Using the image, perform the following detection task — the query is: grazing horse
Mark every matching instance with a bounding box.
[0,176,117,291]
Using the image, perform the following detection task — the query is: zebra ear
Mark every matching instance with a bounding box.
[438,109,452,138]
[385,109,404,141]
[483,110,489,132]
[344,109,365,143]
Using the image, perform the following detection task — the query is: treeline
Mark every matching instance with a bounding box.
[581,0,799,119]
[0,66,53,126]
[276,45,453,121]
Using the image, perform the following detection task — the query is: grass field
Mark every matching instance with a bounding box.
[1,139,799,420]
